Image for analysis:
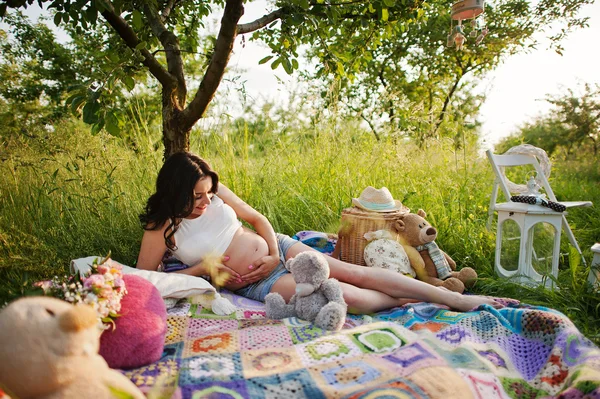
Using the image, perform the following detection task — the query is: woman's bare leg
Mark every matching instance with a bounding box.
[270,274,419,314]
[285,242,501,312]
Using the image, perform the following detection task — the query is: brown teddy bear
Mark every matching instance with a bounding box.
[392,209,477,293]
[0,296,145,399]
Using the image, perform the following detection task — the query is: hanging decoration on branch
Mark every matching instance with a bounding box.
[447,0,488,51]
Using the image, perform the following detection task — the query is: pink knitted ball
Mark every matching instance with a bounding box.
[99,274,167,369]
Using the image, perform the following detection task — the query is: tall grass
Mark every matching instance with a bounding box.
[1,118,599,342]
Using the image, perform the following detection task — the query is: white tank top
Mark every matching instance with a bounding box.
[172,195,242,266]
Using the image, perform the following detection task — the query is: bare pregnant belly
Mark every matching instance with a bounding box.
[222,227,271,291]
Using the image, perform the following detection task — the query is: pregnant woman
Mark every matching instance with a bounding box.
[137,152,501,314]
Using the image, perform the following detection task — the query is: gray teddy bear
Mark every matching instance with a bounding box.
[265,252,347,331]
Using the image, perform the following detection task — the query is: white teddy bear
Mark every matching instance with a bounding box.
[0,296,144,399]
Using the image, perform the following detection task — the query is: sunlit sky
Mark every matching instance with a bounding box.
[12,0,600,148]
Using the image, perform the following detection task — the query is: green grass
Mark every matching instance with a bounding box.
[1,118,599,343]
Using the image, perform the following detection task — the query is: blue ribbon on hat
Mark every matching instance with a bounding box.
[358,199,397,211]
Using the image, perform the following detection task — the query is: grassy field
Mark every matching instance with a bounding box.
[1,118,599,342]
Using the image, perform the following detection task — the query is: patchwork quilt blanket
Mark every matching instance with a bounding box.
[123,292,600,399]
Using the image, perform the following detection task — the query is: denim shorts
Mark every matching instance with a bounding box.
[234,233,299,302]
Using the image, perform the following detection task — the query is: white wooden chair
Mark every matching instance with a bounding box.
[486,149,592,287]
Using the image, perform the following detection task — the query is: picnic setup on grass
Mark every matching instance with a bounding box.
[1,0,600,395]
[1,141,599,398]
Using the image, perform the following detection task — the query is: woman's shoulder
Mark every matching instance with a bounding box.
[144,218,174,233]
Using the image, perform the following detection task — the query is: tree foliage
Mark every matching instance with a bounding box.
[0,0,592,155]
[496,83,600,157]
[298,0,592,144]
[1,0,432,156]
[0,11,165,144]
[0,12,81,129]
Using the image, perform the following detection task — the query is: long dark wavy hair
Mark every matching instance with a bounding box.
[139,152,219,250]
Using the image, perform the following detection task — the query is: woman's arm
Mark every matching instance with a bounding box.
[136,223,210,275]
[137,226,169,271]
[218,183,280,283]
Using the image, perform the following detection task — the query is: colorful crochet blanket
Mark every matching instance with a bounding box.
[123,292,600,398]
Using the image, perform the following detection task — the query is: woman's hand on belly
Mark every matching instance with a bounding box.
[241,254,281,284]
[220,227,276,288]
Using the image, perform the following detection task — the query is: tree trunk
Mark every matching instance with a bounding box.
[162,90,190,157]
[162,0,244,158]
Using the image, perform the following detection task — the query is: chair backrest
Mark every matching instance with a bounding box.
[485,149,559,229]
[486,149,558,203]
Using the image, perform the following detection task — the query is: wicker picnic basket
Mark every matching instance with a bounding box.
[338,206,410,266]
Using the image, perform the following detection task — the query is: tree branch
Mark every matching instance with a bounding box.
[161,0,178,21]
[433,74,463,135]
[348,103,380,140]
[431,58,476,135]
[143,3,186,107]
[237,8,285,34]
[99,2,176,88]
[182,0,244,128]
[236,1,422,35]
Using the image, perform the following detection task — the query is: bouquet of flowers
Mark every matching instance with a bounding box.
[35,254,127,330]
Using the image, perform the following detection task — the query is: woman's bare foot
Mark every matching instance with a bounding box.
[451,292,503,312]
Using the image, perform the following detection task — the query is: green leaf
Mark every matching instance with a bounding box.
[89,88,102,101]
[282,58,292,75]
[381,8,389,22]
[91,118,105,135]
[271,57,282,70]
[298,0,310,10]
[135,41,146,50]
[70,95,86,115]
[131,10,143,29]
[336,61,345,75]
[54,12,62,26]
[69,8,78,22]
[383,0,395,7]
[258,55,273,65]
[105,111,120,136]
[82,100,100,124]
[86,6,98,24]
[108,52,120,63]
[122,76,135,91]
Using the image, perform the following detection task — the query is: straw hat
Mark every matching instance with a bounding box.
[352,186,408,213]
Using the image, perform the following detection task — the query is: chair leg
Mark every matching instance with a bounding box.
[550,220,562,289]
[562,215,587,266]
[495,217,504,277]
[519,223,532,282]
